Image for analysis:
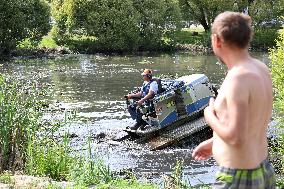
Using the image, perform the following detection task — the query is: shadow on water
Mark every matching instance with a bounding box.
[0,51,273,186]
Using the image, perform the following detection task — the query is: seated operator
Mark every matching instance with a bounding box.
[126,69,158,130]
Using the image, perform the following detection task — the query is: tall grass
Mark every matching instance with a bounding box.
[0,74,158,188]
[67,136,113,186]
[25,134,75,180]
[0,75,42,172]
[0,74,77,180]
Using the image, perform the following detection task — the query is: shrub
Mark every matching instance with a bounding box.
[0,0,50,57]
[252,29,278,50]
[51,0,182,52]
[269,21,284,187]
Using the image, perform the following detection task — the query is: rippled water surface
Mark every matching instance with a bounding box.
[0,52,269,186]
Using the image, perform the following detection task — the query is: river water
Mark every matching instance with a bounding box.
[0,52,269,186]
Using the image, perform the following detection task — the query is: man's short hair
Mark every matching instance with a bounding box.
[141,69,152,78]
[212,11,252,49]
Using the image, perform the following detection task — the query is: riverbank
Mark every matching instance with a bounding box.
[0,173,75,189]
[2,45,268,61]
[10,47,73,58]
[1,27,275,61]
[0,131,282,189]
[0,171,160,189]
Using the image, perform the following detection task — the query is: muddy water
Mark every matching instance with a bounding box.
[0,52,269,186]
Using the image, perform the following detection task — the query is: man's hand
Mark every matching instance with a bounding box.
[126,94,132,99]
[137,99,144,106]
[192,138,213,161]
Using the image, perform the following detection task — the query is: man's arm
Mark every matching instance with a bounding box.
[137,81,158,105]
[137,90,155,105]
[205,75,249,146]
[127,91,142,99]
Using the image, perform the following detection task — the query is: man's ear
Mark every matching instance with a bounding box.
[212,34,222,48]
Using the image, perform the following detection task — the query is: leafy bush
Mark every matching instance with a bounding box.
[51,0,181,52]
[0,172,12,184]
[252,29,279,50]
[269,28,284,113]
[269,21,284,187]
[0,0,51,57]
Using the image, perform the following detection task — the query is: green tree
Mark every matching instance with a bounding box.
[50,0,74,43]
[51,0,182,52]
[0,0,51,57]
[179,0,284,31]
[178,0,234,31]
[248,0,284,28]
[132,0,182,50]
[74,0,141,52]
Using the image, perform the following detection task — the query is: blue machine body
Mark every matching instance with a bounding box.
[140,74,215,129]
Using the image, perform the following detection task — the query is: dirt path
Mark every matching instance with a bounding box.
[0,175,74,189]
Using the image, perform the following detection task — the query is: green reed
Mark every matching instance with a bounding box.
[0,75,42,172]
[25,134,75,180]
[67,135,113,186]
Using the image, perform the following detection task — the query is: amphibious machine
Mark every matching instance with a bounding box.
[124,74,216,138]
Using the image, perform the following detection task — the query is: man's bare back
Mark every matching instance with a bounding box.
[192,11,275,188]
[212,58,273,169]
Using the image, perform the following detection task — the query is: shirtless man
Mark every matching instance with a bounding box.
[192,12,276,188]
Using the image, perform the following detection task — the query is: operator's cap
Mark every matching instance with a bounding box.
[141,69,152,76]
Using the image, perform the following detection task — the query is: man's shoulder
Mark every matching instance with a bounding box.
[228,64,262,81]
[149,79,158,87]
[226,71,258,91]
[224,66,264,100]
[151,80,158,85]
[150,81,158,90]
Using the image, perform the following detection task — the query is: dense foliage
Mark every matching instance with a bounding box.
[0,0,51,57]
[251,29,278,50]
[51,0,182,52]
[178,0,284,31]
[269,20,284,187]
[178,0,233,31]
[270,26,284,114]
[249,0,284,28]
[0,0,281,55]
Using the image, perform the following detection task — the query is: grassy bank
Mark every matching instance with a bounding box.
[10,27,278,58]
[174,27,210,47]
[174,27,278,52]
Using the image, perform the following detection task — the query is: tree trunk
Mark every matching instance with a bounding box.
[199,17,210,32]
